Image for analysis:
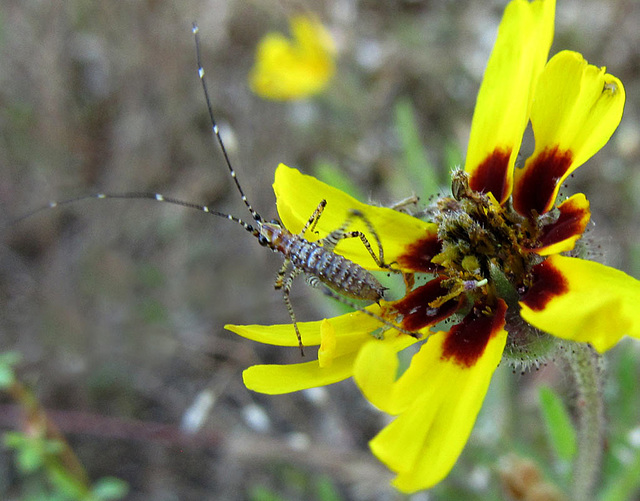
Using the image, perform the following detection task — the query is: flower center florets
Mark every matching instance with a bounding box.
[422,169,559,369]
[428,170,542,309]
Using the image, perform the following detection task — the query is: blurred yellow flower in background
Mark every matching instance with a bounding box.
[249,15,335,100]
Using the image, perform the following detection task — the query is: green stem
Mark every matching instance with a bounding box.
[562,342,605,501]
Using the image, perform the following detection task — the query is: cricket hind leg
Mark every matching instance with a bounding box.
[301,201,392,271]
[321,209,391,270]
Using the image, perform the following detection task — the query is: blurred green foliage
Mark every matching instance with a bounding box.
[1,353,129,501]
[539,385,577,462]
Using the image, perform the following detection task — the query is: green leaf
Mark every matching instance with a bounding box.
[91,477,130,500]
[17,441,45,473]
[3,431,26,448]
[315,475,342,501]
[538,385,577,461]
[0,351,21,388]
[615,347,639,426]
[248,485,285,501]
[0,351,21,366]
[0,365,16,388]
[43,439,65,455]
[47,462,90,499]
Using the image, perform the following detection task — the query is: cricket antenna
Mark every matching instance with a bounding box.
[8,191,262,239]
[192,22,262,224]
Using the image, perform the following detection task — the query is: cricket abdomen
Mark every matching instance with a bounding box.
[286,237,385,302]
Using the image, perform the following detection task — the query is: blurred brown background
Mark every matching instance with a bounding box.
[1,1,639,499]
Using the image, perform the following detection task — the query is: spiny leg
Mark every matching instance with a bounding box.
[283,269,305,356]
[322,209,388,269]
[300,200,327,237]
[275,263,305,356]
[390,194,420,214]
[274,258,291,290]
[350,209,388,267]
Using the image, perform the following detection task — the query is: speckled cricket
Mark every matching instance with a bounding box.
[14,23,420,355]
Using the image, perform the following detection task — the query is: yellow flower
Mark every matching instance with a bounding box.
[249,15,335,100]
[230,0,638,493]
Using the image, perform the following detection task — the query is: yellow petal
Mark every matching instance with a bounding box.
[226,308,382,347]
[520,255,640,352]
[317,318,337,368]
[465,0,555,203]
[243,355,355,394]
[352,332,431,412]
[352,340,401,412]
[249,15,335,100]
[273,164,437,269]
[530,193,590,256]
[364,310,508,492]
[513,51,625,215]
[242,317,417,394]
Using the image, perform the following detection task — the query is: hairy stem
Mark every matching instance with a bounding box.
[561,342,605,501]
